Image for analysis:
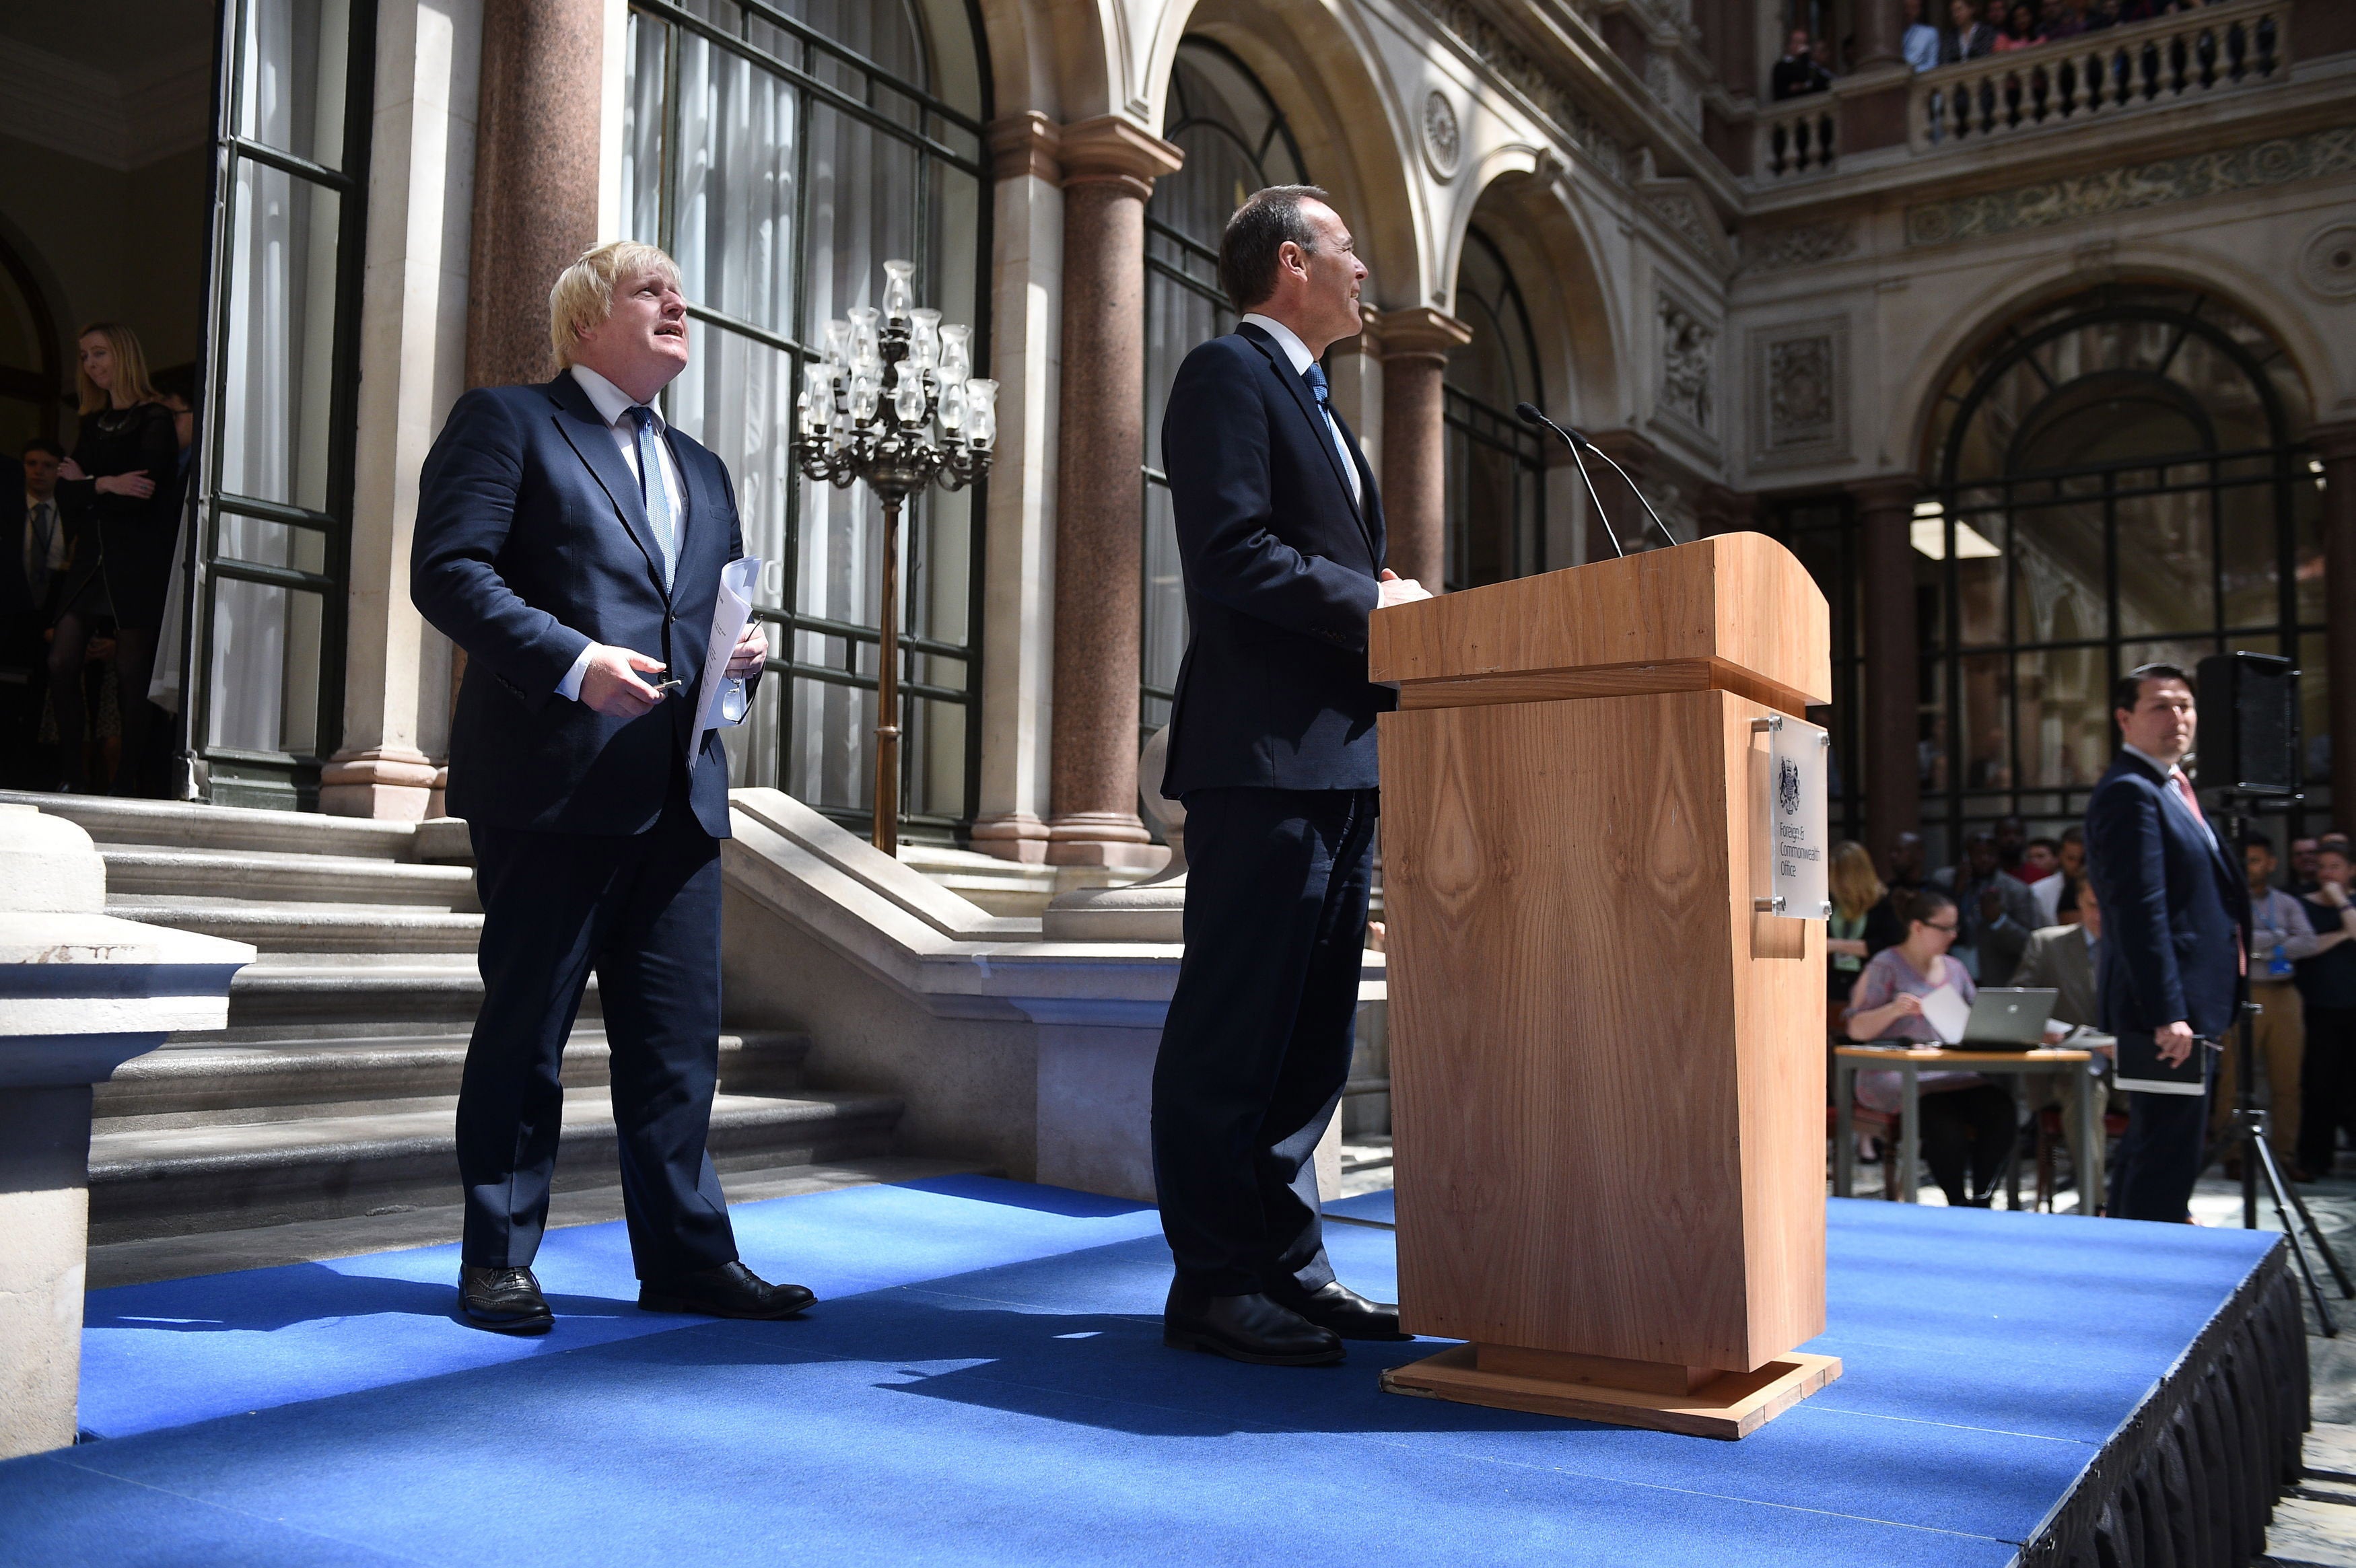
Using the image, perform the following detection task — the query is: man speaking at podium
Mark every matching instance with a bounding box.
[1152,187,1432,1366]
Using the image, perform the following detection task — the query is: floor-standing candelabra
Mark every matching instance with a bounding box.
[792,260,995,855]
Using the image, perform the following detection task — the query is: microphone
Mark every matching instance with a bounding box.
[1514,402,1682,555]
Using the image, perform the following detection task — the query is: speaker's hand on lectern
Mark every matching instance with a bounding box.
[1377,569,1432,609]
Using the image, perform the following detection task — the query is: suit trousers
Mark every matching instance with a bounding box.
[2298,1003,2356,1176]
[2113,1039,2213,1223]
[458,783,739,1278]
[2210,979,2302,1158]
[1152,786,1377,1297]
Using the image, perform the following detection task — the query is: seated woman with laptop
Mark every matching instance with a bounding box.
[1844,888,2021,1207]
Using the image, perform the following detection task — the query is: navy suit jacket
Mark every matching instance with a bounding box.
[411,373,749,839]
[1158,322,1393,797]
[2084,750,2249,1039]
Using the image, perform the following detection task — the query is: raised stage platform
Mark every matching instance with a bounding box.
[0,1181,2305,1567]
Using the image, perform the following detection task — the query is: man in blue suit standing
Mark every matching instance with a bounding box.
[2085,663,2249,1222]
[1154,187,1433,1366]
[412,241,812,1332]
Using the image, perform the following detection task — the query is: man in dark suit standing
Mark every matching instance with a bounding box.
[2085,663,2248,1223]
[1,438,70,785]
[1154,187,1432,1366]
[412,241,810,1333]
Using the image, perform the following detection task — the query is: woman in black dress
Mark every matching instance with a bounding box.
[51,322,178,793]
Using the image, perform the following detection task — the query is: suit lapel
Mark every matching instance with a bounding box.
[545,376,670,602]
[1237,324,1379,563]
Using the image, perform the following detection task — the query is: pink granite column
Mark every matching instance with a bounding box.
[1374,308,1470,592]
[1045,118,1182,868]
[2314,423,2356,820]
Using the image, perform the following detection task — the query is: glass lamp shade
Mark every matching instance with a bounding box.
[891,364,927,426]
[850,368,880,425]
[964,378,998,450]
[849,307,881,369]
[937,324,971,384]
[936,377,967,433]
[796,388,820,439]
[908,309,941,369]
[821,318,852,368]
[881,259,915,322]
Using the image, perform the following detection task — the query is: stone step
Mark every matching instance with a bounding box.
[106,898,486,954]
[94,1029,813,1127]
[0,789,421,860]
[99,843,479,909]
[897,843,1062,918]
[88,1086,904,1243]
[205,960,536,1031]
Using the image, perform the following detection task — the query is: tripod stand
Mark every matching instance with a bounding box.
[2213,798,2353,1334]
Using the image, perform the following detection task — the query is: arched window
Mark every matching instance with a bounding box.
[1140,39,1308,739]
[624,0,990,840]
[1916,283,2328,853]
[1443,226,1546,591]
[0,234,60,452]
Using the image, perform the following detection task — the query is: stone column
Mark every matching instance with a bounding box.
[2314,423,2356,820]
[1853,0,1905,71]
[463,0,602,390]
[1045,117,1182,868]
[1374,308,1471,592]
[322,0,482,820]
[970,112,1064,863]
[1853,477,1922,876]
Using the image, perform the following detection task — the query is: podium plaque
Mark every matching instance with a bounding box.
[1369,534,1838,1439]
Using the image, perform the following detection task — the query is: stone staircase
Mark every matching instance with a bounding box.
[0,791,905,1248]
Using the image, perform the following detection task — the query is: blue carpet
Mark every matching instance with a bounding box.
[0,1186,2279,1567]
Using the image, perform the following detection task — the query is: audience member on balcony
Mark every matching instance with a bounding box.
[1941,0,2001,59]
[1946,828,2040,984]
[1771,28,1833,99]
[1829,841,1907,1016]
[2081,0,2122,28]
[1904,0,1944,69]
[2042,0,2089,38]
[1992,2,2046,49]
[50,322,176,797]
[1846,888,2019,1206]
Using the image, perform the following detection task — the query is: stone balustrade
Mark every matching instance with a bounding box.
[1911,0,2289,150]
[1756,96,1840,180]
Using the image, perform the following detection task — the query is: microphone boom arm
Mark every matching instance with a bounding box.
[1513,402,1682,556]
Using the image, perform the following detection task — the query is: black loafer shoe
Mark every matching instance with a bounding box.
[1163,1282,1344,1366]
[1268,1279,1411,1341]
[638,1260,815,1320]
[459,1265,553,1335]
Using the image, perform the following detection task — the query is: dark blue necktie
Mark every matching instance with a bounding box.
[1300,362,1357,501]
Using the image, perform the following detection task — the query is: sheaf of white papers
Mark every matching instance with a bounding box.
[1918,984,1972,1046]
[693,557,764,741]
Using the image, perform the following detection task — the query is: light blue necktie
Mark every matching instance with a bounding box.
[626,405,677,588]
[1300,361,1358,505]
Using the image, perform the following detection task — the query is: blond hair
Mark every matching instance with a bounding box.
[549,241,681,369]
[1829,840,1887,922]
[75,321,159,415]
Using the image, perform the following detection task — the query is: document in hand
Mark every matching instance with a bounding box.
[1917,984,1971,1046]
[693,557,765,742]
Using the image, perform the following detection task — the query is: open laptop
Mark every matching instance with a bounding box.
[1925,987,2058,1049]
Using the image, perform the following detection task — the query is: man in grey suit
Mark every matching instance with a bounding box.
[2016,876,2114,1197]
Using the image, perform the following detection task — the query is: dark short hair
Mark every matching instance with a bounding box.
[1908,888,1958,925]
[2242,830,2274,853]
[2060,824,2084,845]
[2061,874,2095,910]
[2112,662,2194,717]
[22,436,63,460]
[2028,836,2061,853]
[151,362,198,411]
[2323,843,2355,867]
[1218,185,1333,312]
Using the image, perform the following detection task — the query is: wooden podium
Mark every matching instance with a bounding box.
[1368,533,1838,1440]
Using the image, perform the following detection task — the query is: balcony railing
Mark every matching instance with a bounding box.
[1911,0,2288,150]
[1757,96,1840,179]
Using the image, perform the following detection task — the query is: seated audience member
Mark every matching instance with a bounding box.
[1991,1,2046,48]
[1951,829,2040,985]
[2015,876,2116,1189]
[1828,841,1906,1017]
[2218,833,2318,1178]
[1772,28,1833,98]
[1943,0,2000,58]
[2,437,70,784]
[1904,0,1943,68]
[2295,844,2356,1178]
[1846,888,2017,1206]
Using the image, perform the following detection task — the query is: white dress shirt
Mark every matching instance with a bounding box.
[1239,312,1362,506]
[556,363,690,701]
